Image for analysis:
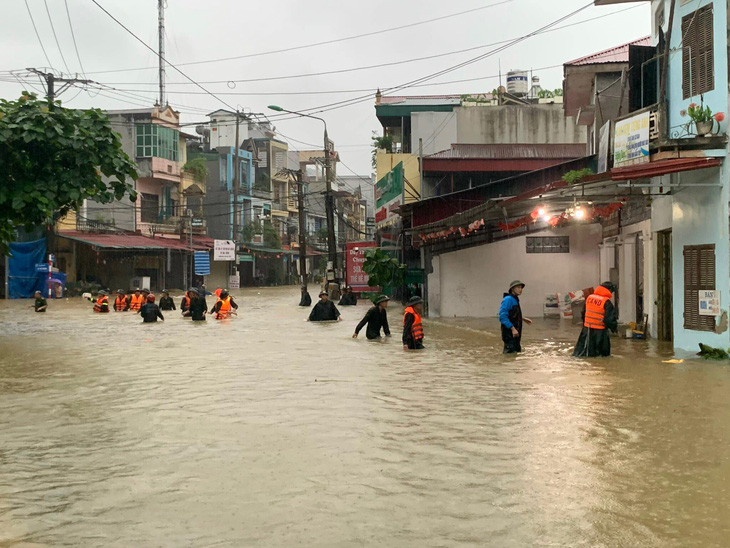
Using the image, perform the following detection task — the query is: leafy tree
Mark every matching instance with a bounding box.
[242,221,261,243]
[182,157,209,183]
[362,247,406,291]
[263,220,281,249]
[0,93,137,254]
[371,132,394,169]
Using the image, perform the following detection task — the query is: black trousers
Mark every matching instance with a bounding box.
[502,326,522,354]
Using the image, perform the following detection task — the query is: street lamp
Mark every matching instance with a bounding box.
[268,105,339,296]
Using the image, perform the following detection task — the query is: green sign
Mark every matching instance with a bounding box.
[375,162,404,209]
[238,253,254,263]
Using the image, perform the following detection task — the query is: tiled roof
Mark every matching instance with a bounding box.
[57,231,213,251]
[565,37,651,66]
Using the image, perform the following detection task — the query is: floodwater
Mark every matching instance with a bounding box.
[0,287,729,547]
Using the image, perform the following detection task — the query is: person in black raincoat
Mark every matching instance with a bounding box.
[159,290,176,311]
[573,282,618,357]
[308,291,341,322]
[299,286,312,307]
[187,288,208,321]
[138,293,165,322]
[339,287,357,306]
[402,296,425,350]
[498,280,532,354]
[353,295,391,339]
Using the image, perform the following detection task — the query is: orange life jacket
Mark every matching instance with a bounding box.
[114,295,128,311]
[584,286,612,330]
[403,306,424,342]
[93,295,109,313]
[129,294,144,311]
[215,296,232,319]
[181,295,191,311]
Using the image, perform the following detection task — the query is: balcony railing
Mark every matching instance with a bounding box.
[76,218,117,233]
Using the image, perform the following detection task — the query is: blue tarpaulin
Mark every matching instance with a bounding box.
[194,251,210,275]
[9,238,47,299]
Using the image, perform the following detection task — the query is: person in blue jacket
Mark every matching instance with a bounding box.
[499,280,532,354]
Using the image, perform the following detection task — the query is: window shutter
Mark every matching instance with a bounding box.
[682,13,695,98]
[682,4,715,99]
[683,244,715,331]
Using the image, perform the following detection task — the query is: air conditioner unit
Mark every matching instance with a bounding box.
[130,276,151,291]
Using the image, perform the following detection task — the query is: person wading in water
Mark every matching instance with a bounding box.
[499,280,532,354]
[573,282,618,357]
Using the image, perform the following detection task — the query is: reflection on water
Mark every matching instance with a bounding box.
[1,287,729,546]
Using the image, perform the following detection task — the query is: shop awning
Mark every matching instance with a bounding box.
[240,245,295,255]
[610,157,722,181]
[57,231,212,251]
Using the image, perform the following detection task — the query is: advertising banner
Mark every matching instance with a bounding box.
[214,239,236,261]
[375,162,404,229]
[699,290,720,316]
[346,241,379,291]
[614,112,650,167]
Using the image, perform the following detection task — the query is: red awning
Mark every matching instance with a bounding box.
[611,157,722,181]
[57,231,212,251]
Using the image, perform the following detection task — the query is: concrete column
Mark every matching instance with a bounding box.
[619,235,637,324]
[640,231,655,337]
[599,241,615,283]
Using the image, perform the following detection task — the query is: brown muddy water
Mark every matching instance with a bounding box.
[0,286,729,547]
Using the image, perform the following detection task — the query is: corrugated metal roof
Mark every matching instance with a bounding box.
[57,231,212,251]
[426,144,587,160]
[565,36,651,66]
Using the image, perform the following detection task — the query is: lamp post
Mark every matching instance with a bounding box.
[268,105,339,296]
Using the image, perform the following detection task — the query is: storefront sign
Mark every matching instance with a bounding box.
[614,112,650,167]
[214,239,236,261]
[191,217,204,227]
[238,253,254,263]
[375,162,404,228]
[699,290,720,316]
[229,274,240,290]
[346,241,379,290]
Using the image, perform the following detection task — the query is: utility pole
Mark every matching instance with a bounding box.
[27,69,92,102]
[158,0,165,106]
[296,170,308,290]
[232,110,241,243]
[323,129,339,294]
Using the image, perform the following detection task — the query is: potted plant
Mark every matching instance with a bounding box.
[687,100,725,136]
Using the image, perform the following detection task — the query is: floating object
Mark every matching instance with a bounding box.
[663,359,684,364]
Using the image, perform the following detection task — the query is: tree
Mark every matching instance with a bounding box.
[362,247,406,291]
[182,157,209,183]
[0,93,137,254]
[263,220,281,249]
[371,132,393,169]
[242,221,261,243]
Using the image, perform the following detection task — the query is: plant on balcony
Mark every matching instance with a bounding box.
[263,220,281,249]
[0,93,137,254]
[686,99,725,136]
[371,132,394,169]
[562,168,594,185]
[182,157,209,183]
[316,227,329,242]
[242,222,261,243]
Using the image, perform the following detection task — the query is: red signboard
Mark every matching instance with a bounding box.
[346,241,378,291]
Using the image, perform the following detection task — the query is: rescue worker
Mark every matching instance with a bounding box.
[181,290,192,316]
[128,288,145,312]
[402,296,425,350]
[187,288,208,321]
[113,289,130,311]
[87,289,110,313]
[210,289,238,319]
[499,280,532,354]
[339,287,357,306]
[573,282,618,357]
[138,293,164,323]
[158,289,175,311]
[353,295,391,339]
[34,290,48,312]
[308,291,341,322]
[299,286,312,307]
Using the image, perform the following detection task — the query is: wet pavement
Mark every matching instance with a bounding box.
[1,286,729,547]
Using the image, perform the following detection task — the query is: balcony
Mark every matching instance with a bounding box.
[76,217,117,233]
[136,157,181,182]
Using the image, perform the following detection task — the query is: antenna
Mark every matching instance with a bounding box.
[158,0,165,106]
[498,59,502,88]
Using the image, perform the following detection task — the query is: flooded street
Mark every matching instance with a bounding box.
[1,286,729,547]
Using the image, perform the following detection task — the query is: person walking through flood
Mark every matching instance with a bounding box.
[33,291,48,312]
[187,288,208,321]
[499,280,532,354]
[128,288,144,311]
[87,289,110,313]
[573,282,618,357]
[299,286,312,307]
[308,291,341,322]
[181,290,192,316]
[211,289,238,320]
[402,296,425,350]
[353,295,390,339]
[113,289,130,311]
[138,293,165,323]
[158,290,176,311]
[339,287,357,306]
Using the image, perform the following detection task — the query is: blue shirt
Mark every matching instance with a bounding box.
[499,294,519,329]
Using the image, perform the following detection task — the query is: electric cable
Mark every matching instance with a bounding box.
[24,0,53,68]
[63,0,87,77]
[43,0,72,74]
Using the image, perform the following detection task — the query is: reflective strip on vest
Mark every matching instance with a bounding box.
[94,296,109,313]
[404,306,424,341]
[584,294,609,330]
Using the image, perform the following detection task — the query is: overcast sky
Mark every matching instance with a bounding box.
[2,0,650,175]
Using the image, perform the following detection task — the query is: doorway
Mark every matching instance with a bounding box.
[657,230,673,341]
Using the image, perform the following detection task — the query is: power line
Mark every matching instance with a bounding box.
[24,0,53,68]
[43,0,72,74]
[63,0,86,77]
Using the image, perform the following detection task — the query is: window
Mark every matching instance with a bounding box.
[683,244,715,331]
[136,124,179,161]
[682,4,714,99]
[526,236,570,254]
[140,193,159,223]
[220,156,228,189]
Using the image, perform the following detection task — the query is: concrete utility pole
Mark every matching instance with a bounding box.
[296,170,308,290]
[323,127,338,288]
[27,69,92,102]
[158,0,165,106]
[232,110,241,242]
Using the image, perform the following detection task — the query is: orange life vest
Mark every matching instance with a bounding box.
[129,294,144,311]
[93,295,109,313]
[181,295,191,311]
[403,306,424,341]
[114,295,128,311]
[584,286,612,330]
[215,296,232,319]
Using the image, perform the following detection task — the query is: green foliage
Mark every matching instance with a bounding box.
[255,171,270,191]
[182,157,209,183]
[263,220,281,249]
[0,93,137,254]
[242,221,261,243]
[687,101,713,123]
[316,226,329,241]
[562,168,594,185]
[362,247,406,290]
[371,132,394,169]
[538,89,554,99]
[698,343,730,360]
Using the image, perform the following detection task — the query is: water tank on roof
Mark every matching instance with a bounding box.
[506,70,529,96]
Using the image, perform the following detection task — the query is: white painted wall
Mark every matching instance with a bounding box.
[411,112,458,156]
[427,224,602,318]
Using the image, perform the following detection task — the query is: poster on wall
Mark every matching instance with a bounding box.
[613,111,650,167]
[229,274,240,290]
[375,162,404,229]
[214,239,236,261]
[699,290,720,316]
[346,241,379,291]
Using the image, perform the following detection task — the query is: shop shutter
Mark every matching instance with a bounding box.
[683,244,715,331]
[682,4,714,99]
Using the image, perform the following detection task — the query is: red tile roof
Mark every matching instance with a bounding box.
[57,231,213,251]
[566,36,651,66]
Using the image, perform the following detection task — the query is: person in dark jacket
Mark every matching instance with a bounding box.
[34,291,48,312]
[499,280,532,354]
[138,293,164,322]
[299,286,312,307]
[573,282,618,357]
[308,291,341,322]
[353,295,391,339]
[339,287,357,306]
[187,288,208,321]
[402,296,425,350]
[159,290,175,311]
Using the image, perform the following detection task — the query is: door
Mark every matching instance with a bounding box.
[657,230,673,341]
